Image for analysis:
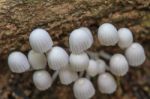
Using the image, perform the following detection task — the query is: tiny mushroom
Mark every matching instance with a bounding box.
[79,27,93,43]
[33,70,52,91]
[109,54,129,76]
[98,23,118,46]
[69,28,93,54]
[97,73,117,94]
[125,42,146,67]
[86,59,99,77]
[47,46,69,70]
[118,28,133,49]
[69,52,89,72]
[8,51,30,73]
[73,78,95,99]
[29,28,53,53]
[96,59,106,74]
[59,67,78,85]
[28,50,47,70]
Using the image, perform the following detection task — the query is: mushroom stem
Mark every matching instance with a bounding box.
[99,51,111,60]
[116,77,121,87]
[52,70,59,84]
[87,51,112,60]
[86,51,99,60]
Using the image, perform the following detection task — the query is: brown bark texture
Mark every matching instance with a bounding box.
[0,0,150,99]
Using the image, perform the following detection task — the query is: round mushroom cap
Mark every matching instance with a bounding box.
[96,59,106,74]
[73,78,95,99]
[8,51,30,73]
[59,67,78,85]
[47,46,69,70]
[33,70,52,91]
[86,60,99,77]
[125,42,146,67]
[118,28,133,49]
[28,50,47,70]
[69,28,93,54]
[79,27,93,43]
[69,52,89,72]
[97,73,117,94]
[98,23,118,46]
[29,28,53,53]
[110,54,129,76]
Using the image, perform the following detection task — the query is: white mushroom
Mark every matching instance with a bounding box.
[109,54,129,76]
[47,46,69,70]
[59,67,78,85]
[8,51,30,73]
[86,60,99,77]
[96,59,106,74]
[29,28,53,53]
[125,42,146,67]
[118,28,133,49]
[69,28,93,54]
[28,50,47,70]
[97,73,117,94]
[98,23,118,46]
[69,52,89,72]
[73,78,95,99]
[79,27,93,43]
[33,70,52,91]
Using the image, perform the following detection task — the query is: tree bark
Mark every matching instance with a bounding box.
[0,0,150,60]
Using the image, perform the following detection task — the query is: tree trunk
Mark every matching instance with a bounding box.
[0,0,149,59]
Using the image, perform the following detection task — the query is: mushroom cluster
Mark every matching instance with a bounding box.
[8,23,146,99]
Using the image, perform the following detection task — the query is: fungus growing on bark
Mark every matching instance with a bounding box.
[7,24,146,99]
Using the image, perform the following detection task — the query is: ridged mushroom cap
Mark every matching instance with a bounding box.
[69,52,89,72]
[69,28,93,54]
[110,54,129,76]
[29,28,53,53]
[33,70,52,91]
[59,67,78,85]
[79,27,93,43]
[98,23,118,46]
[86,60,99,77]
[96,59,106,74]
[8,51,30,73]
[125,42,146,67]
[97,73,117,94]
[47,46,69,70]
[73,78,95,99]
[28,50,47,70]
[118,28,133,49]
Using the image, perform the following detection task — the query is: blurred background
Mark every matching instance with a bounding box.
[0,0,150,99]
